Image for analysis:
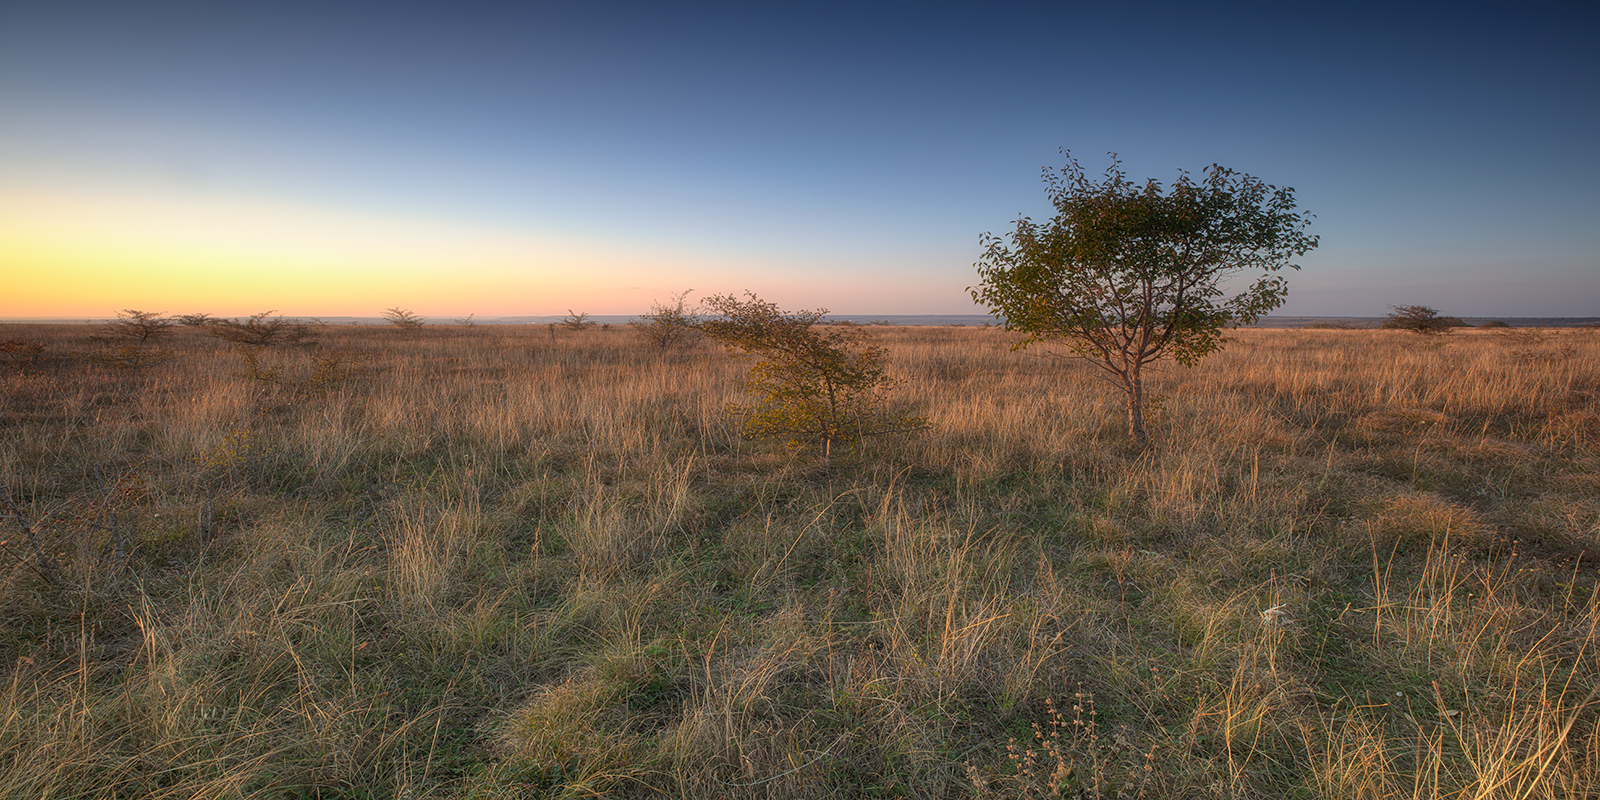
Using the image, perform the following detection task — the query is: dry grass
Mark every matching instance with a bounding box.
[0,322,1596,798]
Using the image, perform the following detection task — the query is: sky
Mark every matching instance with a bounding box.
[2,1,1596,319]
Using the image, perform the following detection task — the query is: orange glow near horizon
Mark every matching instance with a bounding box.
[0,186,772,318]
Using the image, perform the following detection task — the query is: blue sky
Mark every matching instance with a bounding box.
[2,1,1596,317]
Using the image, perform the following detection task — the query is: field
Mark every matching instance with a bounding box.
[1,322,1597,798]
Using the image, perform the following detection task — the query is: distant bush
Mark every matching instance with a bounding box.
[631,290,701,349]
[561,310,596,330]
[95,310,173,344]
[382,308,425,329]
[1479,320,1510,328]
[208,311,318,348]
[1382,305,1463,334]
[1307,321,1355,330]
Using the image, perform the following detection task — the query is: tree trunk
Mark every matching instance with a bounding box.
[1125,368,1149,446]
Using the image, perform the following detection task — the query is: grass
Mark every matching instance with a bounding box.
[0,322,1596,798]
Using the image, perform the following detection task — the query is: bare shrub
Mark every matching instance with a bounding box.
[96,310,173,344]
[208,311,318,347]
[0,339,45,371]
[233,346,368,394]
[382,307,425,329]
[561,310,595,330]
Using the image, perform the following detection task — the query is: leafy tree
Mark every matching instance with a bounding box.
[1382,305,1462,334]
[631,290,702,349]
[971,152,1317,445]
[382,307,425,329]
[98,310,173,344]
[699,293,924,462]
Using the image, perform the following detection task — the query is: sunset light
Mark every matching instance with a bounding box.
[2,3,1594,318]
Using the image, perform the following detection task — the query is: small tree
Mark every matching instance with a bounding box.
[561,310,595,330]
[631,290,701,349]
[1382,305,1460,334]
[382,308,425,329]
[98,310,173,344]
[699,292,924,462]
[971,152,1317,445]
[208,311,317,347]
[175,313,214,328]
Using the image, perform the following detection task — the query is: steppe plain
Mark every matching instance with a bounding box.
[1,322,1596,798]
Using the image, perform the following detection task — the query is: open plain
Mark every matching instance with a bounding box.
[1,323,1597,798]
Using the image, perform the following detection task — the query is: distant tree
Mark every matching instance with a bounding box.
[208,311,317,347]
[1479,320,1510,329]
[452,314,477,327]
[97,310,174,344]
[175,313,214,328]
[631,290,701,349]
[1382,305,1461,334]
[561,310,596,330]
[971,152,1317,445]
[699,292,925,462]
[96,310,174,344]
[382,308,425,329]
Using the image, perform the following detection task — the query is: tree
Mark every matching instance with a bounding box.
[698,293,924,462]
[98,310,174,344]
[1382,305,1461,334]
[208,311,317,347]
[631,290,702,349]
[382,308,425,329]
[971,152,1317,445]
[561,310,595,330]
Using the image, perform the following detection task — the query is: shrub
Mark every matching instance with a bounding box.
[1479,320,1510,328]
[561,310,595,330]
[1382,305,1463,334]
[382,308,426,329]
[208,311,318,347]
[233,346,369,394]
[699,292,925,462]
[96,310,173,344]
[0,339,45,371]
[631,290,701,349]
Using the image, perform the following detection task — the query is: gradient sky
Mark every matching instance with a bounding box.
[3,1,1596,318]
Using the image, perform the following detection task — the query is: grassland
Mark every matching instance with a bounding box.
[1,322,1596,798]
